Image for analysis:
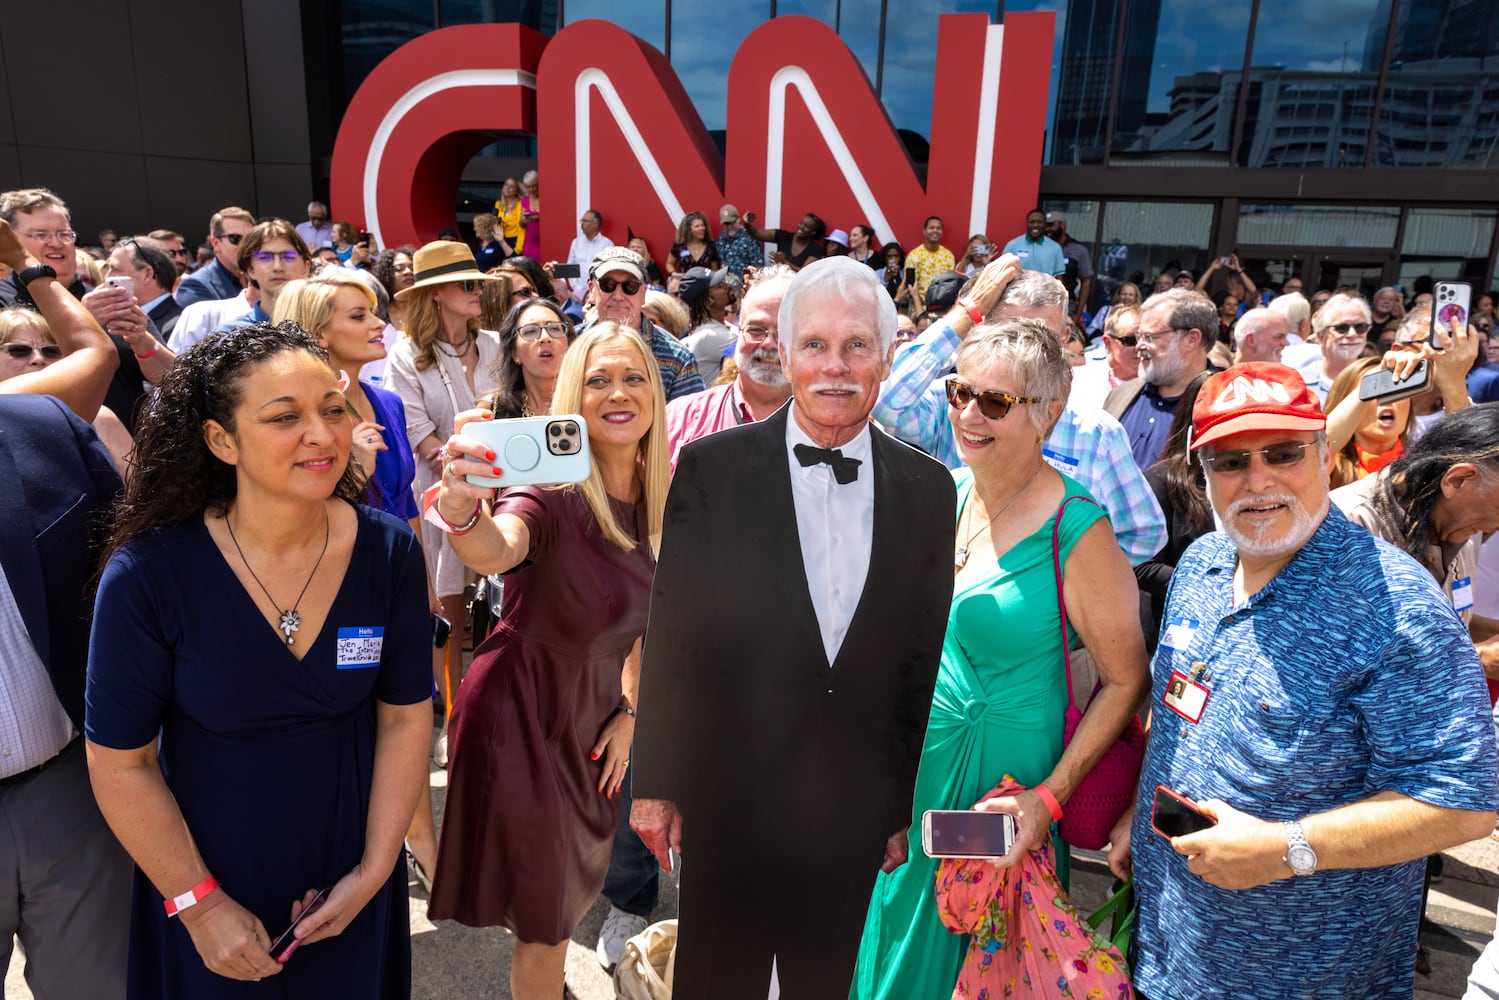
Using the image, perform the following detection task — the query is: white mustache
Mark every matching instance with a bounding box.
[748,349,780,366]
[1226,492,1297,517]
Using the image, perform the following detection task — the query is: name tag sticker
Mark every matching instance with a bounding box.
[1161,616,1199,652]
[1163,669,1210,724]
[336,626,384,669]
[1041,446,1080,477]
[1453,576,1474,612]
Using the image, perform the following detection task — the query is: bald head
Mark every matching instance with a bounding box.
[1234,307,1290,364]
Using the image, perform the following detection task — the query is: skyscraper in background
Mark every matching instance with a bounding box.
[1051,0,1161,164]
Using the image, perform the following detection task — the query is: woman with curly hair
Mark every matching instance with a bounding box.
[666,211,720,276]
[85,322,433,997]
[370,246,416,331]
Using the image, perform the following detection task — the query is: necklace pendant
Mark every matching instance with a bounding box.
[278,609,302,643]
[955,546,969,569]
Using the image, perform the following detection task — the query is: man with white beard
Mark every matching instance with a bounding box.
[1107,362,1498,999]
[1105,288,1218,469]
[664,265,795,469]
[1296,292,1372,402]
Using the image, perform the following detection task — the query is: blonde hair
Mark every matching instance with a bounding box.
[643,290,689,337]
[75,250,103,287]
[473,213,498,238]
[1325,355,1412,489]
[0,307,52,345]
[404,286,481,371]
[548,323,668,553]
[273,271,378,339]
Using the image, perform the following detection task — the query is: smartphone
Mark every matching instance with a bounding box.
[904,267,916,286]
[1359,360,1430,403]
[105,275,134,299]
[744,212,757,224]
[1151,785,1217,840]
[431,613,452,649]
[920,809,1016,859]
[552,263,581,280]
[463,414,592,489]
[1218,256,1231,267]
[975,244,991,255]
[357,230,373,246]
[268,887,330,964]
[1433,280,1472,347]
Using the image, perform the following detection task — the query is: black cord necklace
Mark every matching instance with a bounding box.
[226,505,331,646]
[434,334,475,359]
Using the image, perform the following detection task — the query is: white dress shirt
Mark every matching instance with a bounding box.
[565,232,615,300]
[170,290,252,352]
[784,406,874,665]
[0,564,76,778]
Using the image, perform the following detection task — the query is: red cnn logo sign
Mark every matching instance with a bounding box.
[330,13,1053,259]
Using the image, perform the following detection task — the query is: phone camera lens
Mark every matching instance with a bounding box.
[557,439,572,452]
[565,422,578,434]
[549,425,561,437]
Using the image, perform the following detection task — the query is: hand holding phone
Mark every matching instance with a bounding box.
[921,809,1016,858]
[552,262,581,280]
[1151,785,1216,840]
[463,414,592,489]
[268,887,330,964]
[904,267,916,287]
[744,212,757,225]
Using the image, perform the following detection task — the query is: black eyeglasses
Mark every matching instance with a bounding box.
[945,376,1039,420]
[1327,322,1370,336]
[517,321,568,342]
[1106,333,1139,347]
[3,343,63,361]
[597,276,642,295]
[1200,441,1315,474]
[217,232,245,246]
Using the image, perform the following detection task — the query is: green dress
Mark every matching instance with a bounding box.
[850,469,1105,1000]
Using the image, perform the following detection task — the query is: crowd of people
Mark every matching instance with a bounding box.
[2,174,1499,1000]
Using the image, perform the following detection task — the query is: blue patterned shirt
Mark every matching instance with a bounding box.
[1130,507,1499,1000]
[715,227,764,276]
[872,319,1166,564]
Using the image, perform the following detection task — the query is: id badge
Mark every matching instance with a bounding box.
[1041,446,1080,478]
[336,626,384,669]
[1453,576,1475,613]
[1163,668,1210,723]
[1160,616,1199,652]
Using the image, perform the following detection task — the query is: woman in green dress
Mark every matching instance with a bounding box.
[852,316,1151,999]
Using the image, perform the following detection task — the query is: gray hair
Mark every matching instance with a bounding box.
[1311,293,1372,336]
[522,169,538,186]
[778,256,896,355]
[1395,307,1431,342]
[307,200,328,214]
[955,317,1072,434]
[742,264,794,313]
[1268,292,1309,329]
[1142,287,1218,349]
[990,270,1069,323]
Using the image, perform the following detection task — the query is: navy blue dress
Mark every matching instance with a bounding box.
[86,505,433,999]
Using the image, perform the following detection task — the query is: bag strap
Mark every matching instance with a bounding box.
[1052,494,1101,712]
[1084,877,1132,931]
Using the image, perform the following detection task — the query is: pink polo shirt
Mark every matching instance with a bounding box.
[665,381,755,471]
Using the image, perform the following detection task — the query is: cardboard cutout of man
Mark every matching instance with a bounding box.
[630,257,955,998]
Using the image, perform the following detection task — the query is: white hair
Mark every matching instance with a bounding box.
[1268,292,1309,329]
[778,256,896,355]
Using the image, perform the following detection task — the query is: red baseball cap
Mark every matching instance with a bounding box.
[1190,362,1326,451]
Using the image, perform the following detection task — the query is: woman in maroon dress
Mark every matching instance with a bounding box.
[425,322,669,998]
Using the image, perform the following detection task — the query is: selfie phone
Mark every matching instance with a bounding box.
[1218,256,1231,267]
[268,887,330,964]
[105,275,134,299]
[464,415,592,489]
[357,230,373,246]
[744,212,757,224]
[1151,785,1217,840]
[1359,360,1430,403]
[431,613,452,649]
[904,267,916,286]
[920,809,1016,859]
[552,263,581,280]
[1433,280,1472,347]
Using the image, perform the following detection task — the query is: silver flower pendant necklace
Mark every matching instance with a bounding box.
[226,506,331,646]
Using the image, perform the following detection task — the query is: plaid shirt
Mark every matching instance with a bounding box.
[872,319,1166,564]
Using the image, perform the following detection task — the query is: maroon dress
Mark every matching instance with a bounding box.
[428,486,655,943]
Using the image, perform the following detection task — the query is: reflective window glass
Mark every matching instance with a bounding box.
[1402,209,1497,258]
[880,0,997,144]
[1109,0,1251,165]
[439,0,548,24]
[831,0,884,87]
[1237,203,1399,248]
[1098,201,1214,292]
[563,0,665,50]
[1035,0,1117,165]
[1237,0,1381,168]
[1372,0,1499,167]
[338,0,436,107]
[669,3,771,132]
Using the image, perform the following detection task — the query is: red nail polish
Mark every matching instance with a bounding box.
[590,752,598,760]
[492,466,504,476]
[485,449,496,461]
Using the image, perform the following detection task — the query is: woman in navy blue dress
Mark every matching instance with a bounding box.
[85,322,433,997]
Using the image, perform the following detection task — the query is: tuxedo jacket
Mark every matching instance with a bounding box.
[633,406,955,853]
[0,395,123,729]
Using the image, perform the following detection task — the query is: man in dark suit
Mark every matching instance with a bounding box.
[0,219,132,996]
[631,257,956,998]
[173,205,254,308]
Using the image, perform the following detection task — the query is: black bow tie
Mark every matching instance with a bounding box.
[794,443,862,485]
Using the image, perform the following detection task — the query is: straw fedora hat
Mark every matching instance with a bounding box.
[395,240,502,300]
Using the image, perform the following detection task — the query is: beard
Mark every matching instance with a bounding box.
[1326,338,1365,365]
[1140,348,1187,387]
[1219,492,1327,560]
[739,347,787,388]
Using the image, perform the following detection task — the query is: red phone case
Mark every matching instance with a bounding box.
[1150,784,1215,840]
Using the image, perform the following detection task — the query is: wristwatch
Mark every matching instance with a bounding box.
[17,263,56,288]
[1283,820,1317,876]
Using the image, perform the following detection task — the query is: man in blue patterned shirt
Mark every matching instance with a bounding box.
[714,205,764,278]
[871,254,1166,564]
[1110,362,1499,1000]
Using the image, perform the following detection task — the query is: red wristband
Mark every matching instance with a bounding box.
[957,297,983,325]
[163,875,218,916]
[134,342,159,361]
[1035,784,1064,822]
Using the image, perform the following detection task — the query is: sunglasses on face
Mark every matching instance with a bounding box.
[516,321,568,342]
[1200,440,1314,474]
[597,276,642,295]
[251,249,302,265]
[217,232,245,246]
[1328,322,1370,337]
[945,376,1040,420]
[3,343,62,361]
[1107,333,1138,347]
[449,279,482,293]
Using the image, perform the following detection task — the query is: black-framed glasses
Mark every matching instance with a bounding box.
[945,376,1039,420]
[1106,333,1139,347]
[1200,441,1315,474]
[251,249,302,265]
[1328,322,1371,337]
[3,343,63,361]
[217,232,245,246]
[516,321,568,342]
[597,276,642,295]
[168,248,189,258]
